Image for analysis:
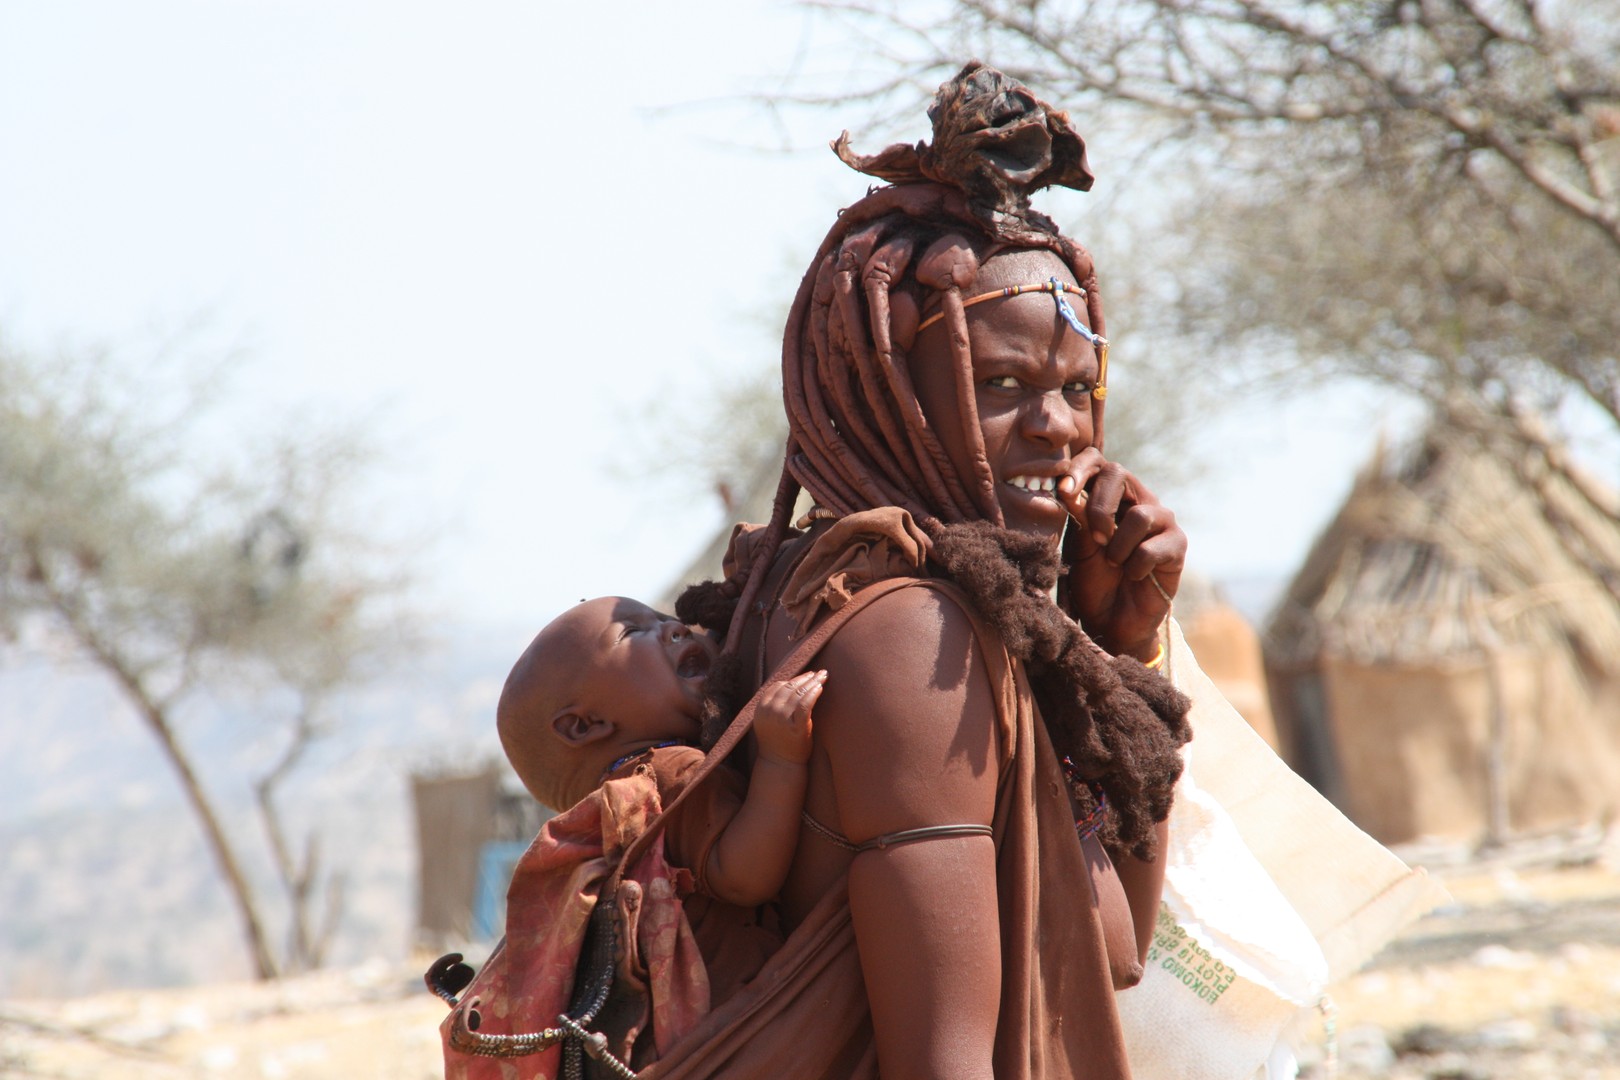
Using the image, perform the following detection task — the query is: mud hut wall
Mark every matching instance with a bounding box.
[1319,650,1620,844]
[412,769,503,946]
[1500,648,1620,831]
[1322,657,1490,842]
[1265,663,1345,805]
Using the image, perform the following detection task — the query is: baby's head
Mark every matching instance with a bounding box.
[497,596,718,811]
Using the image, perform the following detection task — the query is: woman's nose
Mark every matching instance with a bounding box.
[1021,389,1081,447]
[660,620,687,645]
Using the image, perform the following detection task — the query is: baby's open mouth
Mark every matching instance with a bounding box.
[676,643,712,680]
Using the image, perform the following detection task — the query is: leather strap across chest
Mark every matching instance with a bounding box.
[607,576,926,891]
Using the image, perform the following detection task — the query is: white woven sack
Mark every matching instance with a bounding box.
[1117,621,1449,1079]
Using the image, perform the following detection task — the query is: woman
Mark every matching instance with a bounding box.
[668,63,1192,1080]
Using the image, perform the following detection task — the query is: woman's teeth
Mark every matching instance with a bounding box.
[1006,475,1058,495]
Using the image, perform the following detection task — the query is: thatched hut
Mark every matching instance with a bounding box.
[1264,415,1620,845]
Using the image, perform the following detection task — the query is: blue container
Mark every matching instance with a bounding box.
[472,839,531,941]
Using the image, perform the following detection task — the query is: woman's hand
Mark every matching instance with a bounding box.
[1055,449,1186,661]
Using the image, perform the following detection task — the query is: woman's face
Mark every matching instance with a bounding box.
[907,249,1100,538]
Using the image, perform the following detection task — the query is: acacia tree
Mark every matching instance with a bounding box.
[785,0,1620,600]
[0,342,411,979]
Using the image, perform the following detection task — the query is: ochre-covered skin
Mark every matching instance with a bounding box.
[670,63,1193,1079]
[727,531,1172,1080]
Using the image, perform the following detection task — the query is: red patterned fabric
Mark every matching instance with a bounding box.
[441,748,764,1079]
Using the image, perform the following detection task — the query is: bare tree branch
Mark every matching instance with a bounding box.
[33,568,280,980]
[1,342,413,981]
[772,0,1620,457]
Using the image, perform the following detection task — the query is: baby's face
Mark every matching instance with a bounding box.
[552,597,717,746]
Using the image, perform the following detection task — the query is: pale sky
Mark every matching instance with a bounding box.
[0,0,1438,630]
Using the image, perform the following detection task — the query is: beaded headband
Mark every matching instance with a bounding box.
[914,277,1110,400]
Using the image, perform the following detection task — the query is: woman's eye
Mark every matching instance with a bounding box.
[985,375,1020,391]
[1064,380,1094,398]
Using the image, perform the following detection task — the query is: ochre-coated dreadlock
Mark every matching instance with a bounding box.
[679,62,1190,861]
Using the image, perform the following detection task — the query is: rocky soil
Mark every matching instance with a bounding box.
[5,833,1618,1080]
[1299,831,1620,1080]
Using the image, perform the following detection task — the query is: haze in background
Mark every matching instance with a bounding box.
[0,0,1428,633]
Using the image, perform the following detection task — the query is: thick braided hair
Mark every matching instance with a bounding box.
[679,63,1190,861]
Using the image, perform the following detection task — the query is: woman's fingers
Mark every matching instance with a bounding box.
[1121,529,1186,584]
[1056,448,1107,528]
[1059,454,1187,658]
[1082,459,1146,544]
[1106,502,1180,571]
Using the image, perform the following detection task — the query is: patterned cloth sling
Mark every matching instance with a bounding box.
[426,578,922,1079]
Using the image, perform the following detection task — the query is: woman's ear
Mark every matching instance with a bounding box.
[552,711,614,746]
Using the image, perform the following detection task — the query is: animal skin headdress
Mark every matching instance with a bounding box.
[832,59,1096,237]
[779,60,1112,533]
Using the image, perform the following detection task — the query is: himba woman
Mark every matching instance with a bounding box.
[439,62,1193,1079]
[645,62,1195,1079]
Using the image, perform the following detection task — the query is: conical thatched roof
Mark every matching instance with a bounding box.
[1266,411,1620,674]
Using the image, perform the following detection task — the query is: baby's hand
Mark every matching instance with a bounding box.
[754,669,825,766]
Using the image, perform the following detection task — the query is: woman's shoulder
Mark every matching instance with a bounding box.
[824,577,974,639]
[816,582,996,699]
[809,579,1010,834]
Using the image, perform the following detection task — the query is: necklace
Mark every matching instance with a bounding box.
[1060,755,1110,840]
[600,740,686,782]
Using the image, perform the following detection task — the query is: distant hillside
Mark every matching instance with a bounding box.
[0,618,530,997]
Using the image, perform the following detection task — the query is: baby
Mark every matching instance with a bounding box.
[497,595,825,906]
[435,597,823,1074]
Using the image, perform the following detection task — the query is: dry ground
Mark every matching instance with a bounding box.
[5,834,1619,1080]
[1298,833,1620,1080]
[1,959,446,1079]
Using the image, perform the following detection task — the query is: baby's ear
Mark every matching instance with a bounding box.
[552,711,614,747]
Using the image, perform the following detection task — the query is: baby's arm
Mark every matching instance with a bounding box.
[700,669,824,906]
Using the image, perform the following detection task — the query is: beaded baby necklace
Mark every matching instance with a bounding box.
[600,740,687,782]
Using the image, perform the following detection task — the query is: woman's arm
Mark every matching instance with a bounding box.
[1055,456,1179,959]
[811,587,1003,1080]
